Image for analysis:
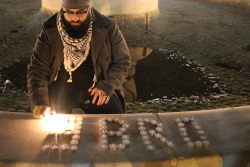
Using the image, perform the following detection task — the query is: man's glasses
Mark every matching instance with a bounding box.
[63,9,88,18]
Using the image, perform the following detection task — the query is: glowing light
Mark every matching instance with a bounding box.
[42,114,75,133]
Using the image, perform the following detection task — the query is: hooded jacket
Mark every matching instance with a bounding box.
[27,8,131,108]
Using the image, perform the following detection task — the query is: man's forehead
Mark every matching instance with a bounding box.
[63,7,88,11]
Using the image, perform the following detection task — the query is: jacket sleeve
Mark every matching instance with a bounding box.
[27,23,53,108]
[96,20,131,96]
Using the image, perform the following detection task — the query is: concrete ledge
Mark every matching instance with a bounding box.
[0,155,223,167]
[0,106,249,166]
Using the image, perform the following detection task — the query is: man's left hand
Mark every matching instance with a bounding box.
[91,88,110,105]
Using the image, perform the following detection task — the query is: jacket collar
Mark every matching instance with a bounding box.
[91,8,109,28]
[90,8,109,65]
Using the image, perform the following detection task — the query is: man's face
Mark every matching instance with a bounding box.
[62,7,89,28]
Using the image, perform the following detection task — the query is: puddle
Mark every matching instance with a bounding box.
[0,59,30,112]
[0,59,29,92]
[0,48,229,103]
[124,48,229,102]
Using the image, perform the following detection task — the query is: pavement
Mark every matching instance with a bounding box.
[0,0,250,113]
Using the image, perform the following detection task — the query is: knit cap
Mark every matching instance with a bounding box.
[62,0,92,9]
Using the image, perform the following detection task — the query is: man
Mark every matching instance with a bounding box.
[27,0,131,118]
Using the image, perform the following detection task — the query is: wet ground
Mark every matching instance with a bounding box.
[0,0,250,113]
[133,49,228,101]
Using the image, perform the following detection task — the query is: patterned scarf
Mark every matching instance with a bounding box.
[57,8,93,83]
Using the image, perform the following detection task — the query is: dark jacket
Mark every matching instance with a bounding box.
[27,8,131,108]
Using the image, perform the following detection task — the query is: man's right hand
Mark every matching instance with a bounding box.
[32,105,55,119]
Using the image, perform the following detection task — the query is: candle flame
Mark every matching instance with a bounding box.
[42,114,75,133]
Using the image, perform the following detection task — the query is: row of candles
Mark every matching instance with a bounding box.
[41,116,83,151]
[41,116,209,151]
[175,117,210,148]
[136,117,174,150]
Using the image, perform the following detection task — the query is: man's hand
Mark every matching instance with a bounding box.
[32,105,56,119]
[91,88,110,105]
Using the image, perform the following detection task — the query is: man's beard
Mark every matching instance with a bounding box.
[62,16,89,39]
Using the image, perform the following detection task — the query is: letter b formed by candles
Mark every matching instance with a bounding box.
[99,117,130,151]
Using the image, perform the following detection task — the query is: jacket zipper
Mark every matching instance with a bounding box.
[54,68,60,81]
